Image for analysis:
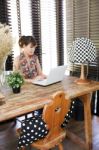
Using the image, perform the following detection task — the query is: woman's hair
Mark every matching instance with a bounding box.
[19,36,37,48]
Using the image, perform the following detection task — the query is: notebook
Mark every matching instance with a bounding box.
[32,65,66,86]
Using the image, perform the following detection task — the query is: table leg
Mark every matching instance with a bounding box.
[67,94,92,150]
[81,93,92,150]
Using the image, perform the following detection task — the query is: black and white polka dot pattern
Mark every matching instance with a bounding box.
[17,102,76,149]
[61,100,75,128]
[17,116,49,150]
[69,37,96,63]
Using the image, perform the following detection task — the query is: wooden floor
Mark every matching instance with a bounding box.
[0,116,99,150]
[31,116,99,150]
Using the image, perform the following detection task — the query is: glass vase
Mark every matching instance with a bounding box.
[0,59,6,90]
[0,57,10,93]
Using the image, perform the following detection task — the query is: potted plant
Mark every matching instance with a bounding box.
[7,72,24,94]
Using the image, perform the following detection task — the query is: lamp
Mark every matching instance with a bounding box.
[69,37,96,84]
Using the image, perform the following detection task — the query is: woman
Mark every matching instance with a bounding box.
[13,36,48,150]
[14,36,45,116]
[13,35,46,83]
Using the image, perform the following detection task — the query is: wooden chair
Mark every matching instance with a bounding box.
[31,91,71,150]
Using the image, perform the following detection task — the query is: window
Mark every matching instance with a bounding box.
[7,0,32,58]
[5,0,66,74]
[63,0,67,65]
[20,0,32,35]
[7,0,20,58]
[41,0,66,74]
[41,0,57,74]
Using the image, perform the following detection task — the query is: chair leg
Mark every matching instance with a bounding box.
[58,143,63,150]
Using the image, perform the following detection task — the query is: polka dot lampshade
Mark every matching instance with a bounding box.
[69,37,96,64]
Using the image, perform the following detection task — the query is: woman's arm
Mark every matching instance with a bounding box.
[36,57,47,79]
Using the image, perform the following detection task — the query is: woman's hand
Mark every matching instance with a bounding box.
[25,74,47,83]
[25,79,34,83]
[34,74,47,81]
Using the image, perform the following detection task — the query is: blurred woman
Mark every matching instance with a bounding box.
[13,36,46,83]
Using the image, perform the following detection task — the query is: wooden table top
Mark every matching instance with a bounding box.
[0,76,99,122]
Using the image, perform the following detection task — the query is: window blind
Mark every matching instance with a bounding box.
[3,0,32,70]
[66,0,99,76]
[66,0,99,115]
[89,0,99,55]
[87,0,99,80]
[0,0,8,24]
[40,0,57,74]
[5,0,33,62]
[31,0,42,65]
[88,0,99,115]
[2,0,65,73]
[16,0,21,36]
[66,0,89,75]
[20,0,32,36]
[73,0,89,76]
[41,0,65,74]
[66,0,74,49]
[56,0,64,65]
[74,0,89,39]
[63,0,67,65]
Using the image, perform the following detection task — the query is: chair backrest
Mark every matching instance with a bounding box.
[42,91,71,138]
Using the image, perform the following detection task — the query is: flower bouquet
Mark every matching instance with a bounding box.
[0,22,13,72]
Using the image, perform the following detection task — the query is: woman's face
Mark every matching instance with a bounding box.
[23,43,36,56]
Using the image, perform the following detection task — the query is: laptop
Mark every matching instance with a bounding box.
[32,65,66,86]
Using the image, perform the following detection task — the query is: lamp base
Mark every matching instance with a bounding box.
[75,79,91,85]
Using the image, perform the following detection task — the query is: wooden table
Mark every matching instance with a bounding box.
[1,76,99,150]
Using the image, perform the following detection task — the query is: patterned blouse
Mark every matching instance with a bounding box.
[19,52,38,79]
